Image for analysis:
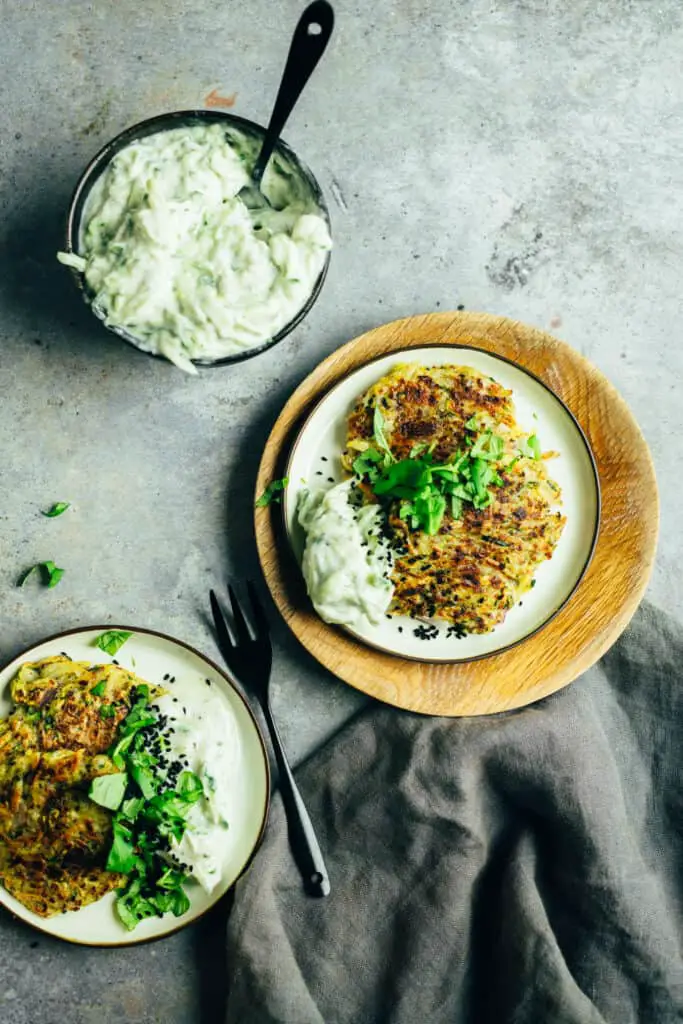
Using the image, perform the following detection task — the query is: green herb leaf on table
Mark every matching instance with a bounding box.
[41,502,70,518]
[16,561,65,588]
[255,477,289,507]
[95,630,133,656]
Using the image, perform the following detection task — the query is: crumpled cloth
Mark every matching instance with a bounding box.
[225,602,683,1023]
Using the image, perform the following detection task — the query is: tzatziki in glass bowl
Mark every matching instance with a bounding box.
[58,110,332,373]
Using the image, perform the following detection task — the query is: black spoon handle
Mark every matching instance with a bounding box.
[263,698,331,898]
[252,1,335,186]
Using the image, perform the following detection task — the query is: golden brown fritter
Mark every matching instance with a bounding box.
[0,655,162,917]
[0,854,125,918]
[343,363,566,633]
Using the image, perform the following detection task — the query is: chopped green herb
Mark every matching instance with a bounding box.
[465,415,478,429]
[16,561,65,589]
[95,630,133,656]
[90,681,106,697]
[107,820,139,874]
[255,477,289,507]
[352,448,383,482]
[177,771,204,804]
[89,772,128,811]
[41,502,70,518]
[518,435,542,460]
[361,426,512,534]
[372,404,395,464]
[99,704,117,719]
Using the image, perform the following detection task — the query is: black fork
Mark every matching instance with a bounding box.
[209,583,330,898]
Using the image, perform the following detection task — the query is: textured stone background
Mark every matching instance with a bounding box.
[0,1,681,1021]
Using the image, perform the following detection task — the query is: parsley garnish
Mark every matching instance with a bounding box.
[95,631,132,656]
[255,477,289,507]
[16,561,65,588]
[41,502,70,518]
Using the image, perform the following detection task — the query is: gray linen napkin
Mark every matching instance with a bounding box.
[225,602,683,1024]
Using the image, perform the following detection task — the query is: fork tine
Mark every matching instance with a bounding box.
[209,589,235,652]
[247,580,270,638]
[227,584,254,643]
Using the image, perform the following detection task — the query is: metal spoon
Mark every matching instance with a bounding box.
[240,0,334,205]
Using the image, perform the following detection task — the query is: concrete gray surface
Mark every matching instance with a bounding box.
[1,0,681,1020]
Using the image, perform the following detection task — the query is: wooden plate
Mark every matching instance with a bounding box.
[255,311,658,716]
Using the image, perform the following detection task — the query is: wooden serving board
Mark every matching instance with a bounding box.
[254,311,658,716]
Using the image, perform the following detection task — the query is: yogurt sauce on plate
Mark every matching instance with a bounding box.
[155,693,240,893]
[58,123,332,372]
[297,480,394,629]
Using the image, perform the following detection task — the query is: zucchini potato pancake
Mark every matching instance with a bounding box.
[0,656,162,917]
[342,363,566,633]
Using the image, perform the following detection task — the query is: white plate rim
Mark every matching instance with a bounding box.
[0,623,271,947]
[283,341,602,664]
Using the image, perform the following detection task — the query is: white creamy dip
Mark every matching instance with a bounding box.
[58,123,332,373]
[155,693,240,893]
[297,480,394,629]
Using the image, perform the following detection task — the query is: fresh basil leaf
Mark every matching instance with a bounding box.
[177,771,204,804]
[168,887,191,918]
[372,404,394,463]
[451,495,463,520]
[130,762,157,800]
[255,477,289,507]
[352,448,383,481]
[398,501,415,521]
[95,630,132,656]
[518,435,542,460]
[107,821,139,874]
[16,561,65,588]
[374,459,431,497]
[157,867,188,891]
[89,772,128,811]
[120,796,145,822]
[43,565,64,589]
[110,732,136,770]
[414,491,446,535]
[41,502,70,518]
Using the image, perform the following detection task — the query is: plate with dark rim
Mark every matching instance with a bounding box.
[254,311,658,716]
[0,625,269,946]
[283,344,600,663]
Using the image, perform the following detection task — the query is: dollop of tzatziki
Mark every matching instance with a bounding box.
[156,693,239,893]
[58,124,331,373]
[297,480,394,629]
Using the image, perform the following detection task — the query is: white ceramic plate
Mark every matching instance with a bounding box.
[0,626,269,946]
[285,345,600,663]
